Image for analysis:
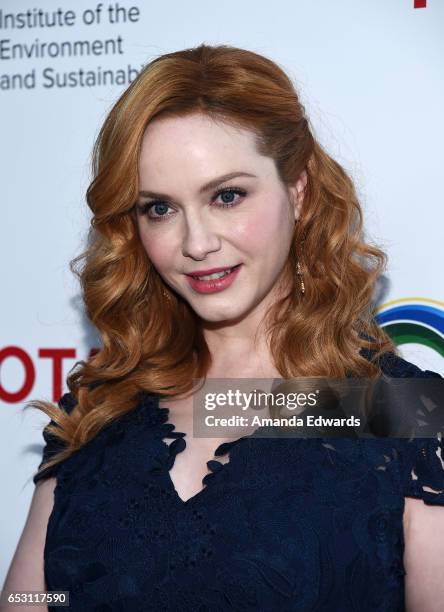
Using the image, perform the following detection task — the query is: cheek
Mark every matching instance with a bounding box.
[138,228,173,272]
[235,199,292,249]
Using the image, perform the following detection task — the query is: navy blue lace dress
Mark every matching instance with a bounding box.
[33,351,444,611]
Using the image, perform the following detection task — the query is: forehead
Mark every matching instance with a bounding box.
[138,113,273,184]
[141,112,256,151]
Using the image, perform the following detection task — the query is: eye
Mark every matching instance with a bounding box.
[136,200,173,222]
[213,187,247,208]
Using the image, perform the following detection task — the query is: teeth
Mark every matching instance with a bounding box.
[194,267,234,281]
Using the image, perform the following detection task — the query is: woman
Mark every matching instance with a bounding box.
[3,44,444,611]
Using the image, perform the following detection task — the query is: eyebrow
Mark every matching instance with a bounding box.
[138,171,257,200]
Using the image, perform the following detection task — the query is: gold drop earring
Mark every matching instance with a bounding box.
[162,286,172,303]
[296,259,305,295]
[296,220,306,295]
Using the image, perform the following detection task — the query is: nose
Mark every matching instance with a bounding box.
[181,210,221,260]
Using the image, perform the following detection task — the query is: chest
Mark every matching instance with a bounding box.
[158,393,234,503]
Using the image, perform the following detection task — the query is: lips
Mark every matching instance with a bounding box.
[185,264,242,294]
[186,265,239,278]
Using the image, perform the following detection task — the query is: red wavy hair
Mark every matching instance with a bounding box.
[29,43,396,480]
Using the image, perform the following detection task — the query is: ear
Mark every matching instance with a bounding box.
[288,169,307,221]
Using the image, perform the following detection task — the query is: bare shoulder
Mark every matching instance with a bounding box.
[403,497,444,611]
[1,478,57,610]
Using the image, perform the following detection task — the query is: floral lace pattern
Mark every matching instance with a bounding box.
[33,352,444,611]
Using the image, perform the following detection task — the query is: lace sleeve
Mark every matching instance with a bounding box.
[401,435,444,505]
[374,353,444,505]
[33,392,77,485]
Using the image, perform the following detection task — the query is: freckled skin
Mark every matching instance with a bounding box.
[136,112,306,330]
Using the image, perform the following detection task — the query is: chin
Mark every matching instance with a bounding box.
[193,303,245,323]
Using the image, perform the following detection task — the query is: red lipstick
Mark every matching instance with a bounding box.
[185,264,242,294]
[186,265,235,276]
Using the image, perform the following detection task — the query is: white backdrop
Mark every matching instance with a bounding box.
[1,0,443,582]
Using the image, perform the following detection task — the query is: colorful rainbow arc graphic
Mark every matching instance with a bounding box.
[374,298,444,358]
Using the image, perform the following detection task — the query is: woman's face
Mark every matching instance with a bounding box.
[136,112,306,324]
